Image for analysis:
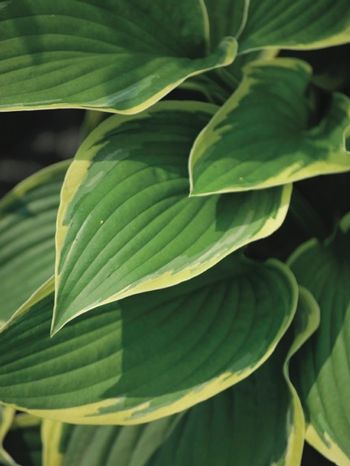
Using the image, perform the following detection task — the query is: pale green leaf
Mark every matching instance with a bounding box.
[0,0,236,114]
[0,254,297,425]
[190,59,350,195]
[239,0,350,52]
[289,215,350,465]
[53,101,291,332]
[0,161,68,327]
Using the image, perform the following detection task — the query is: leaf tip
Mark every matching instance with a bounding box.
[216,36,238,66]
[50,299,69,337]
[49,317,63,338]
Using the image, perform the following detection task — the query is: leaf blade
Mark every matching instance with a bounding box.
[0,255,297,425]
[289,215,350,465]
[239,0,350,52]
[143,288,318,466]
[53,101,291,331]
[0,0,236,114]
[189,59,350,195]
[0,161,68,327]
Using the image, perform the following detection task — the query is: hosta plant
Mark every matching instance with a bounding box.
[0,1,350,465]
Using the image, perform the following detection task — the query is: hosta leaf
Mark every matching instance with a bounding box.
[190,59,350,195]
[44,288,315,466]
[42,417,178,466]
[187,0,278,105]
[289,214,350,465]
[204,0,249,48]
[42,421,69,466]
[146,289,319,466]
[0,0,236,114]
[182,48,278,105]
[239,0,350,52]
[53,101,291,332]
[0,161,68,327]
[0,255,297,424]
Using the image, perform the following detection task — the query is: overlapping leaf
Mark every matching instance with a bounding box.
[289,214,350,465]
[42,420,69,466]
[0,0,236,114]
[0,161,68,327]
[53,102,291,331]
[42,417,178,466]
[146,289,318,466]
[41,288,317,466]
[186,1,275,105]
[0,254,297,424]
[182,48,278,105]
[239,0,350,52]
[204,0,249,48]
[190,59,350,195]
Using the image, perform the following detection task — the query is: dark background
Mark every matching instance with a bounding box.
[0,109,84,198]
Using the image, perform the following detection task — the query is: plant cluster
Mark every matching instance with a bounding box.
[0,1,350,465]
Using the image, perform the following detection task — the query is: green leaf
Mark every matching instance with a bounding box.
[42,420,69,466]
[189,59,350,195]
[185,0,278,106]
[53,101,291,332]
[239,0,350,52]
[0,0,236,114]
[0,254,297,425]
[204,0,249,48]
[146,288,319,466]
[289,215,350,465]
[48,287,313,466]
[0,161,68,327]
[42,417,178,466]
[182,48,278,105]
[41,290,318,466]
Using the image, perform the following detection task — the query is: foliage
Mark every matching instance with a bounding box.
[0,1,349,465]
